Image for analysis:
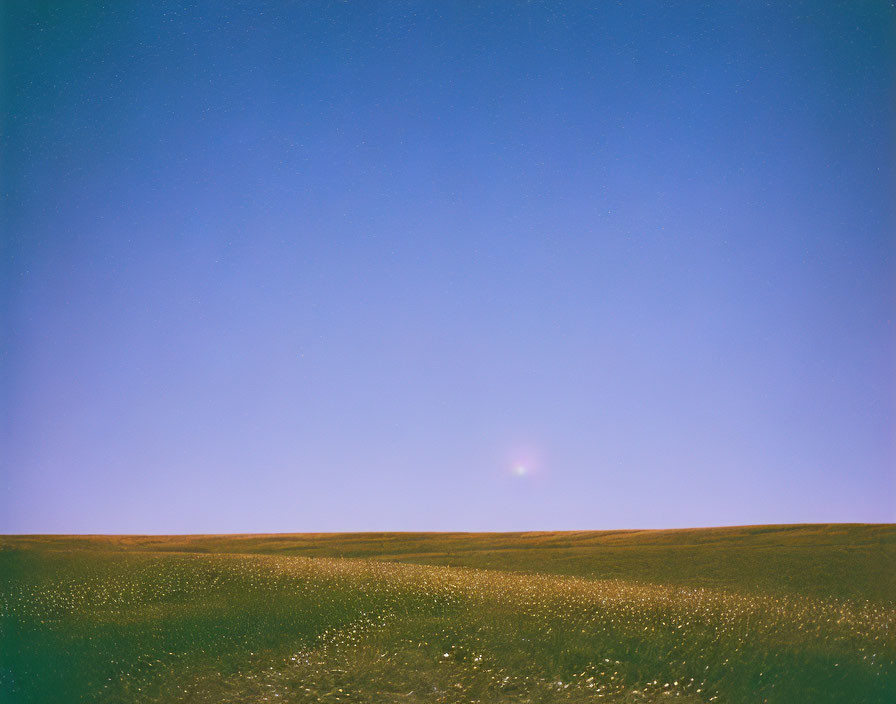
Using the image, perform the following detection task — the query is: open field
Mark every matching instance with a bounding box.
[1,525,894,702]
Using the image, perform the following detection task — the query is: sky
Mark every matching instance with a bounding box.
[2,1,894,534]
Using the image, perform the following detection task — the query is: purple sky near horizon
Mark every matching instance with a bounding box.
[2,1,894,534]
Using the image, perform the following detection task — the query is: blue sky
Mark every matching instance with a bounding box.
[2,1,893,533]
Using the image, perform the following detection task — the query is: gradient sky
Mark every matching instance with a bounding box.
[2,1,894,533]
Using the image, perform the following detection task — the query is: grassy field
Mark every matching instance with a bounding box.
[1,525,893,702]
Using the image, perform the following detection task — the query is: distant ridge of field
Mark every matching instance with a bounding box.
[4,523,894,603]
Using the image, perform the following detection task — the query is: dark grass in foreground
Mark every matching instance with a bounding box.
[1,525,893,703]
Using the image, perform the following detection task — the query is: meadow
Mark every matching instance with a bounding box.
[1,525,893,703]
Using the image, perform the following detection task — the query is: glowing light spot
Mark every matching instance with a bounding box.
[513,464,528,477]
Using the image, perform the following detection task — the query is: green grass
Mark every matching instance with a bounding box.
[1,525,893,702]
